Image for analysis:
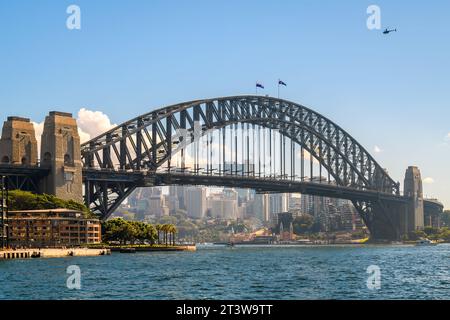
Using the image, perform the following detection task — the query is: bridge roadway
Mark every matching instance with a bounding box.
[0,164,49,191]
[82,168,410,204]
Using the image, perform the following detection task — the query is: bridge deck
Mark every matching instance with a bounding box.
[0,164,49,176]
[82,169,409,204]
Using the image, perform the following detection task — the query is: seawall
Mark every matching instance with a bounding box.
[0,248,111,260]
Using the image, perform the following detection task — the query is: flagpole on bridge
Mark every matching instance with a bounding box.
[256,82,264,95]
[278,79,286,99]
[278,79,280,99]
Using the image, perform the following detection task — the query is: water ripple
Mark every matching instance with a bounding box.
[1,245,449,299]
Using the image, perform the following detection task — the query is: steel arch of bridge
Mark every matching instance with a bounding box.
[81,95,400,222]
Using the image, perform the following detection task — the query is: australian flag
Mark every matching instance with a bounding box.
[278,80,287,87]
[256,83,264,89]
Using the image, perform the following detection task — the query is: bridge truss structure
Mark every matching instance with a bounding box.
[81,96,406,238]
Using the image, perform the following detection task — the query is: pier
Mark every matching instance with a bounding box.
[0,248,111,260]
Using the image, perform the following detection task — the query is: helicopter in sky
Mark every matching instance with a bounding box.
[383,28,397,34]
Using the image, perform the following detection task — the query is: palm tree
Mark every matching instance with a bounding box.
[166,224,173,246]
[169,225,177,246]
[155,224,162,245]
[161,224,169,246]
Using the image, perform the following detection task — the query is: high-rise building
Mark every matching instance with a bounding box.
[185,187,207,219]
[206,189,239,220]
[339,203,364,231]
[250,193,270,222]
[269,193,288,218]
[148,188,169,217]
[169,186,185,210]
[288,194,301,211]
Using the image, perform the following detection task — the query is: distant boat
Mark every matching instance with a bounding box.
[198,242,214,246]
[415,239,438,246]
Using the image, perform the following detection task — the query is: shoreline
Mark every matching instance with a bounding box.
[0,248,111,260]
[207,242,449,247]
[0,245,197,260]
[108,245,196,252]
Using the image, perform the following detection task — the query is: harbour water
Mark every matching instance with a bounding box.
[0,244,449,300]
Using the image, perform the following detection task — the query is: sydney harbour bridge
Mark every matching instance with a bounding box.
[0,95,444,241]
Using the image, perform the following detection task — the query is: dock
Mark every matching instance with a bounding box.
[0,248,111,260]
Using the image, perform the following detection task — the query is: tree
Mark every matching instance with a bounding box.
[130,221,147,244]
[144,224,157,245]
[162,224,170,246]
[292,214,314,235]
[409,230,426,241]
[155,224,162,245]
[102,218,158,245]
[103,218,132,244]
[442,211,450,227]
[423,226,439,236]
[7,190,92,217]
[168,224,177,246]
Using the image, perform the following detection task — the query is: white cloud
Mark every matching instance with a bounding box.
[32,108,116,155]
[446,133,450,140]
[423,177,435,184]
[374,145,382,153]
[77,108,116,141]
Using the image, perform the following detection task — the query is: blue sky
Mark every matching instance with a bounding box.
[0,1,449,207]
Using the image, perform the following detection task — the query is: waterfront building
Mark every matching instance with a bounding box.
[7,209,101,247]
[276,212,295,241]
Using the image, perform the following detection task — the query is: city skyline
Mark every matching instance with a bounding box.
[0,1,449,207]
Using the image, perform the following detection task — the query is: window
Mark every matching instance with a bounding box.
[42,152,52,165]
[64,171,74,182]
[64,154,71,165]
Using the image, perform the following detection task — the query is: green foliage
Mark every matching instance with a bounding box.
[407,227,450,242]
[439,228,450,241]
[292,214,314,235]
[442,211,450,227]
[7,190,93,218]
[227,222,249,234]
[423,226,439,236]
[409,230,427,241]
[426,227,450,241]
[102,218,175,245]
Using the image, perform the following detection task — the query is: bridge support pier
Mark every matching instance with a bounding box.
[404,166,424,233]
[360,166,425,242]
[0,117,38,166]
[40,112,83,203]
[362,200,407,241]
